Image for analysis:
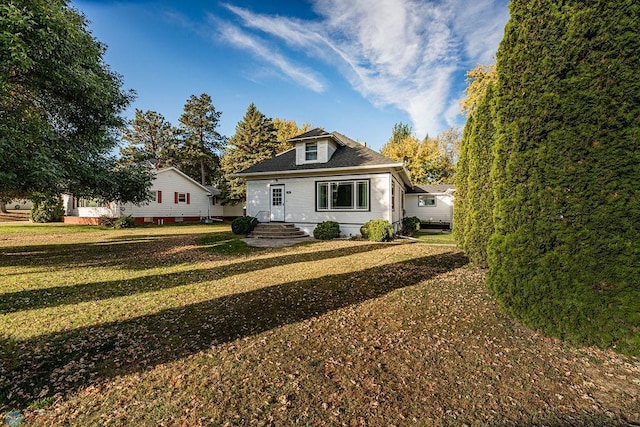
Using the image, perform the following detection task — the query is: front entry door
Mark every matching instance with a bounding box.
[270,185,285,222]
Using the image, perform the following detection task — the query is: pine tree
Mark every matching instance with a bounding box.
[120,109,175,166]
[221,103,278,203]
[177,94,225,185]
[488,0,640,354]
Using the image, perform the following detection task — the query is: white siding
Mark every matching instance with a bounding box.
[121,169,211,219]
[404,193,453,224]
[222,203,244,217]
[246,172,393,236]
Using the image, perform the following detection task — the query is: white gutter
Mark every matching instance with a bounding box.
[234,163,406,178]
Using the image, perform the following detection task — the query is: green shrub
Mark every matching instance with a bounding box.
[30,195,64,223]
[113,215,135,229]
[401,216,421,236]
[231,216,258,235]
[360,219,394,242]
[313,221,341,240]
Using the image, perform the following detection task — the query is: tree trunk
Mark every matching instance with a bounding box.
[200,157,206,185]
[0,201,7,213]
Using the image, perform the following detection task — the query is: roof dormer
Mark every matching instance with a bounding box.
[288,128,343,166]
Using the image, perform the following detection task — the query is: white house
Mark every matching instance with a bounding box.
[8,199,32,210]
[404,184,455,228]
[236,129,413,237]
[63,167,242,225]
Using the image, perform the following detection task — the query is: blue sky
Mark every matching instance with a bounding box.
[72,0,510,151]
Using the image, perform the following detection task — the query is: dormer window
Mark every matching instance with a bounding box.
[305,142,318,161]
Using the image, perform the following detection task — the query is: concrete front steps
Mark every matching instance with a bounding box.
[249,223,308,239]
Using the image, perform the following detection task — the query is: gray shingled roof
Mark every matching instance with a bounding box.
[406,184,455,194]
[237,130,401,175]
[287,128,332,141]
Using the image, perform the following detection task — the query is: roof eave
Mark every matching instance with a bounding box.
[287,133,345,146]
[234,163,406,178]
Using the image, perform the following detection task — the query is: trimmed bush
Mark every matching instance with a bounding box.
[488,0,640,354]
[401,216,421,236]
[231,216,258,235]
[313,221,341,240]
[360,219,394,242]
[30,195,64,223]
[113,215,135,229]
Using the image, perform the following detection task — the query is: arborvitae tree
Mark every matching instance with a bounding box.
[455,63,498,261]
[177,93,225,185]
[120,109,175,166]
[488,0,640,354]
[462,83,496,267]
[453,117,472,254]
[221,103,278,203]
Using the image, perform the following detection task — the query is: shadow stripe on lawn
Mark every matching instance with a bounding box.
[0,251,468,410]
[0,244,386,314]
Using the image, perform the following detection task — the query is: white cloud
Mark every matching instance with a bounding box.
[219,0,508,138]
[215,20,326,93]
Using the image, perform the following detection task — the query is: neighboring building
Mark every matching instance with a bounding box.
[405,184,455,228]
[8,199,32,210]
[63,167,241,225]
[236,129,412,237]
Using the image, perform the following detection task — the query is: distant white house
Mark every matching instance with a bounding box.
[404,184,455,228]
[63,167,242,225]
[8,199,32,210]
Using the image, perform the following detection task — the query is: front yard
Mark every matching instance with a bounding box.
[0,223,638,425]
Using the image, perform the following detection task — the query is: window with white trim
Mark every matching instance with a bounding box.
[177,193,187,203]
[305,142,318,161]
[418,195,436,207]
[317,180,369,211]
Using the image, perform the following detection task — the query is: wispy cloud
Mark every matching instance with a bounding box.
[214,19,326,93]
[218,0,508,137]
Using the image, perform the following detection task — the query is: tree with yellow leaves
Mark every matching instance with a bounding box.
[272,119,312,153]
[381,123,456,184]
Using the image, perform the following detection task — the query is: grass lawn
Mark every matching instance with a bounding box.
[1,223,638,425]
[414,230,456,245]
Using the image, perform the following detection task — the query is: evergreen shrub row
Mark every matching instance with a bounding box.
[453,0,640,355]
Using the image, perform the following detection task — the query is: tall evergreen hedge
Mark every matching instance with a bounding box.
[488,0,640,354]
[453,121,471,248]
[462,84,496,267]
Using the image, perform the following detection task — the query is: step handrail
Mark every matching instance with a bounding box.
[255,211,270,223]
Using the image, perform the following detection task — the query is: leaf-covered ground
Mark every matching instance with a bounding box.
[0,223,638,425]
